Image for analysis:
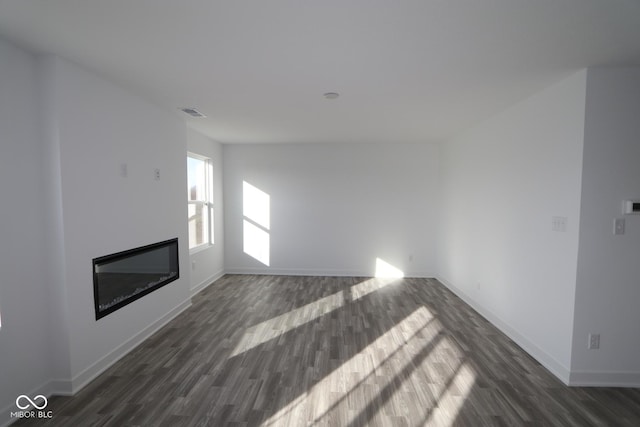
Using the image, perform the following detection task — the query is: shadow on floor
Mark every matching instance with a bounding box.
[13,275,640,426]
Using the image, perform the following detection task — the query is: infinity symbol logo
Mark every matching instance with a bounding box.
[16,395,48,410]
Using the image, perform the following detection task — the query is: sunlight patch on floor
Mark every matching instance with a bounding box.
[260,300,477,426]
[229,275,400,358]
[425,362,477,426]
[229,289,345,357]
[350,276,400,301]
[262,306,438,426]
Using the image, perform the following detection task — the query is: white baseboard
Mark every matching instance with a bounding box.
[191,269,225,297]
[0,298,192,426]
[435,276,572,385]
[53,297,192,396]
[224,267,433,278]
[224,267,371,277]
[568,371,640,387]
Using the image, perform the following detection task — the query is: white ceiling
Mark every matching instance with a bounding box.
[1,1,640,144]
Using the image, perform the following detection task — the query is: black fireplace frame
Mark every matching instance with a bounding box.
[93,238,179,320]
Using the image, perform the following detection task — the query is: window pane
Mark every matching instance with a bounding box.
[188,203,208,249]
[209,204,215,245]
[187,156,206,202]
[187,154,214,250]
[207,159,214,204]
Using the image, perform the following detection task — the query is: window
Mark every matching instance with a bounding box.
[187,154,214,250]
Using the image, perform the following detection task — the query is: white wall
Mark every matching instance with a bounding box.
[570,68,640,386]
[224,143,439,277]
[187,128,225,295]
[40,53,73,396]
[47,56,192,391]
[0,40,198,423]
[437,71,587,382]
[0,37,52,423]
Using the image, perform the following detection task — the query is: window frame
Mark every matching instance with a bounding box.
[187,152,214,252]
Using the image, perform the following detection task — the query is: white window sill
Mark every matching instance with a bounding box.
[189,243,213,255]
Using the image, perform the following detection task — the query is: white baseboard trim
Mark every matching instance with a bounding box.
[53,297,193,396]
[47,379,74,396]
[224,267,372,277]
[191,269,225,297]
[2,297,193,426]
[435,276,572,385]
[225,267,433,278]
[568,371,640,387]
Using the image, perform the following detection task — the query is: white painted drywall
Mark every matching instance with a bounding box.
[223,143,439,277]
[0,37,52,422]
[187,128,225,294]
[39,53,73,395]
[570,68,640,386]
[437,71,587,381]
[47,56,192,391]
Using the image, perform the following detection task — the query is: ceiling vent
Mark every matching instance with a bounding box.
[180,107,206,118]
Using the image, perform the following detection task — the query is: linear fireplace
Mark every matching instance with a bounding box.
[93,238,179,320]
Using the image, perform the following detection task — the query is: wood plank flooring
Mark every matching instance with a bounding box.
[14,275,640,426]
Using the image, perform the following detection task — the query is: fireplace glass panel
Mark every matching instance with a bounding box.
[93,238,179,319]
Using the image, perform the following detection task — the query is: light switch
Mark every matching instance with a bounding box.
[614,218,625,235]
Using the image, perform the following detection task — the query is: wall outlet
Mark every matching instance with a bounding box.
[154,168,161,180]
[614,218,625,235]
[191,260,196,270]
[588,333,600,349]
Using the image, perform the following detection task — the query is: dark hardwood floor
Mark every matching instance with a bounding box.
[15,275,640,426]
